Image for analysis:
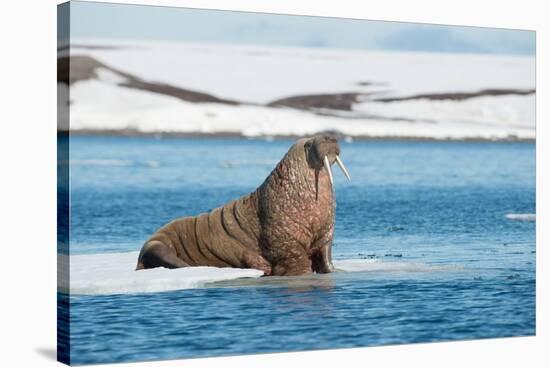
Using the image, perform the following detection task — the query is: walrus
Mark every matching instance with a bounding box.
[136,135,351,276]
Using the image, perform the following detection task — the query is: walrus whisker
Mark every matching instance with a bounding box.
[335,156,351,181]
[323,156,334,186]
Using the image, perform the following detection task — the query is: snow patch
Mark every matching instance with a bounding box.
[64,40,536,140]
[95,67,128,84]
[69,78,534,139]
[71,39,535,104]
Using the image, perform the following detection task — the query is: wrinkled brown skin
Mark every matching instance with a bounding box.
[136,135,340,276]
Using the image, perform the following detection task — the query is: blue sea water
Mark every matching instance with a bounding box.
[64,136,535,365]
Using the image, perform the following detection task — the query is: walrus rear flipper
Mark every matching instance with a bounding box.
[136,241,189,270]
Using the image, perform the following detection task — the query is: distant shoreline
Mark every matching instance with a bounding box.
[59,129,536,143]
[59,53,535,142]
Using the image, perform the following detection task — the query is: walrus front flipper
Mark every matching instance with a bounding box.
[310,228,335,274]
[136,241,189,270]
[269,240,313,276]
[311,245,335,274]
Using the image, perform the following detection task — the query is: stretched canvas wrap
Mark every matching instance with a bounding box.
[57,1,536,365]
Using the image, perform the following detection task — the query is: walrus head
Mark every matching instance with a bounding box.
[304,135,351,187]
[255,135,351,275]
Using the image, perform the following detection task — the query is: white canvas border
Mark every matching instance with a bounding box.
[0,0,546,366]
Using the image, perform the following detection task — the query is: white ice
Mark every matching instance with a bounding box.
[61,251,454,296]
[61,252,263,296]
[334,259,457,273]
[505,213,536,221]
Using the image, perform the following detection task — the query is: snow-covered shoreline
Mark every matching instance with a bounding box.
[59,39,536,140]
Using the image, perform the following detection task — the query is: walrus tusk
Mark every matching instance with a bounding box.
[335,156,351,181]
[323,156,334,186]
